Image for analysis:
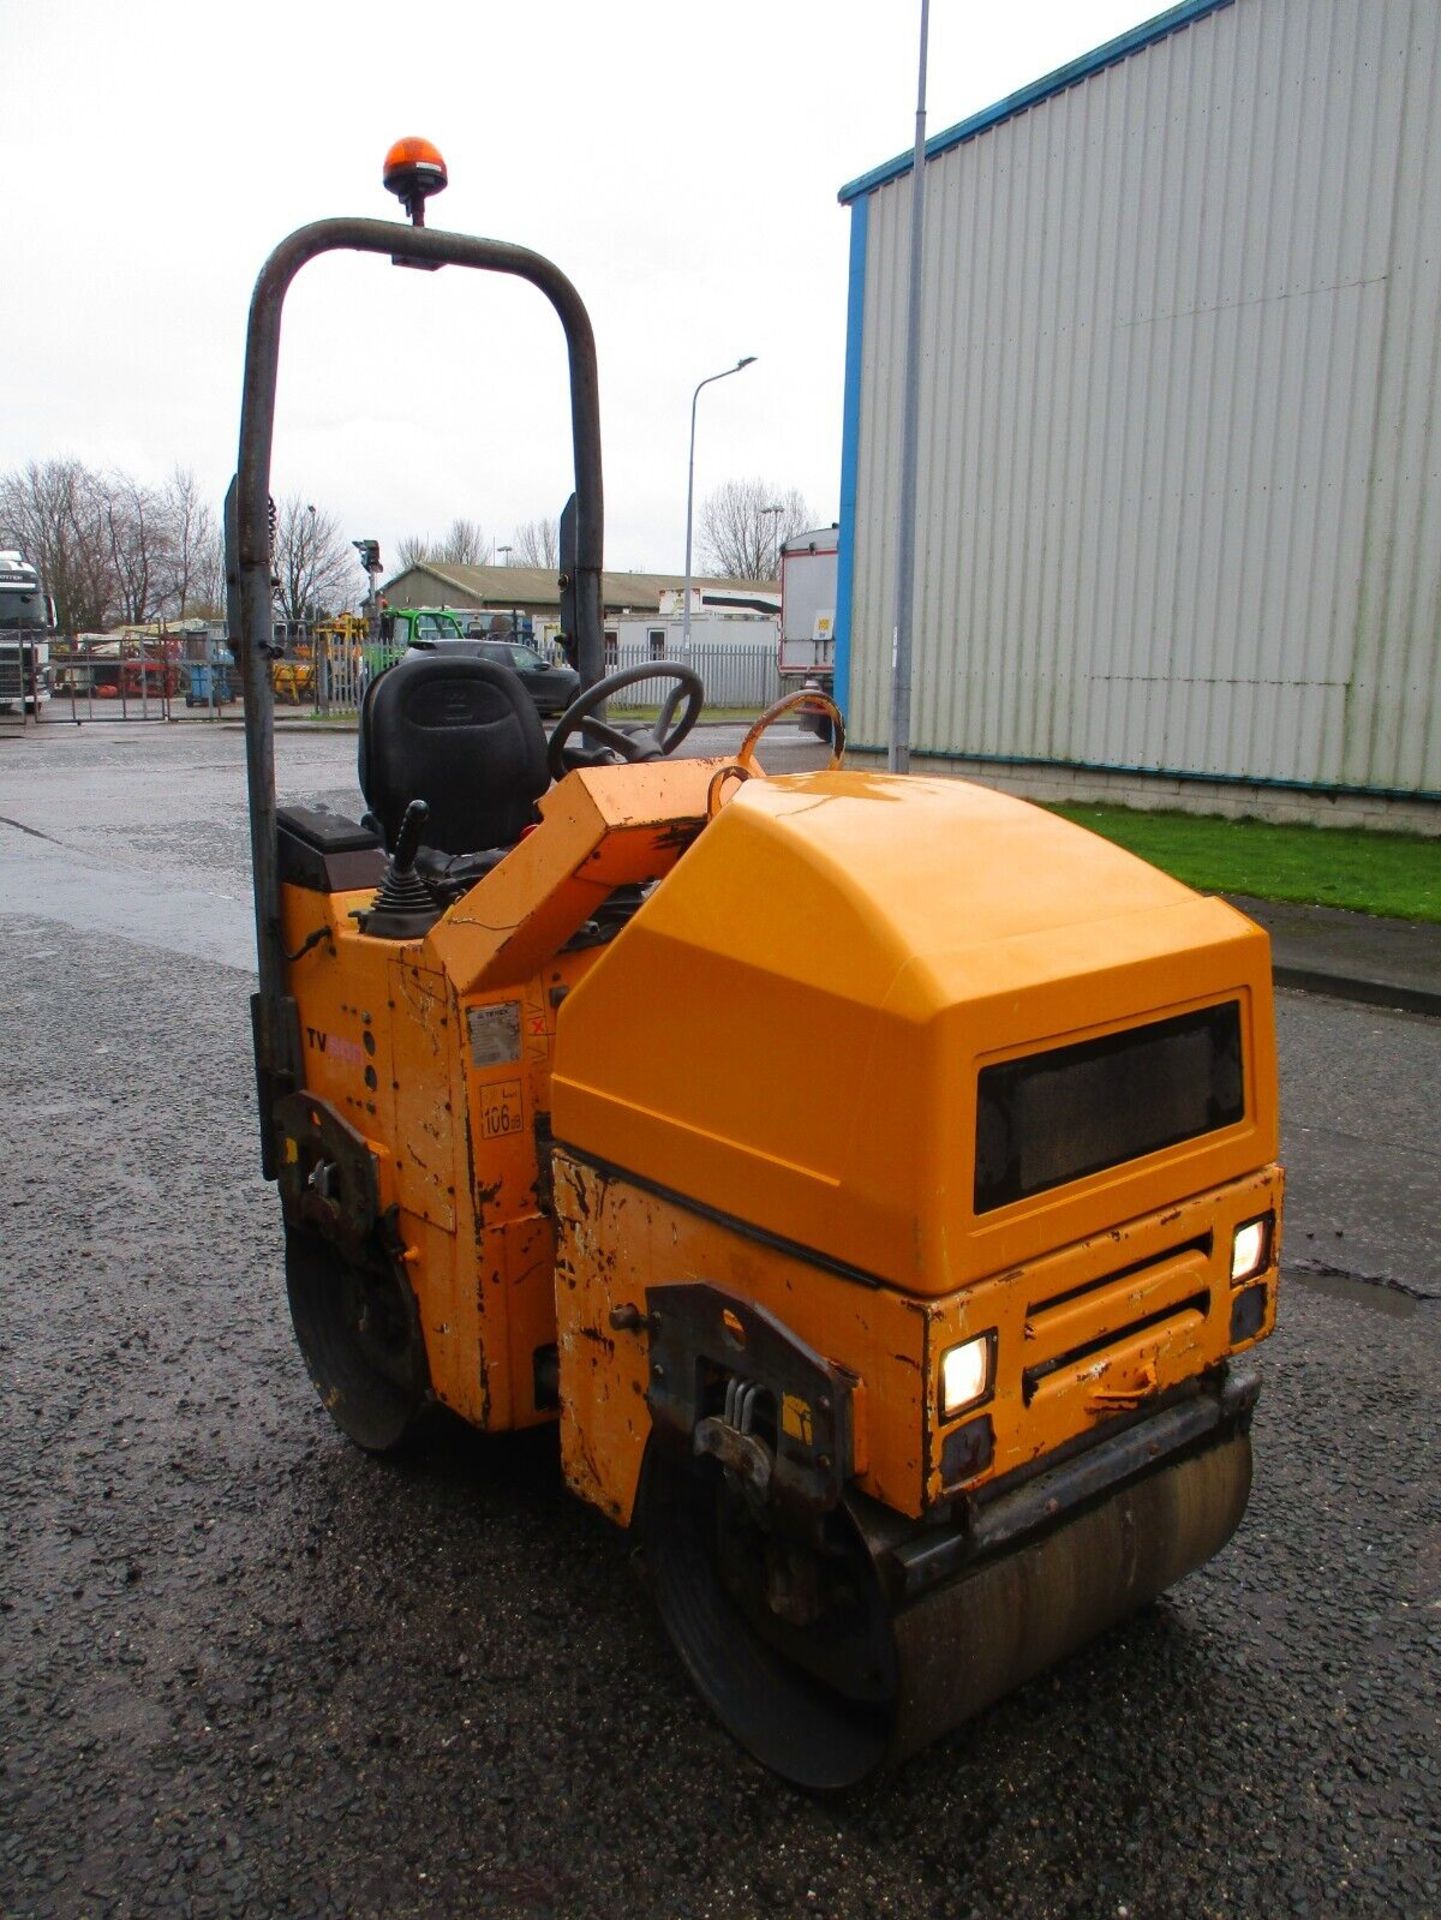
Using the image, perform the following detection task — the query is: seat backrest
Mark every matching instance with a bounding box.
[358,652,550,856]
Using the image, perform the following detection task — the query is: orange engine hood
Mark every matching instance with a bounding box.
[549,772,1277,1296]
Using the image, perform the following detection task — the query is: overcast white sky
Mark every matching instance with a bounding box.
[6,0,1161,582]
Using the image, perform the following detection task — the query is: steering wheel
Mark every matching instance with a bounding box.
[706,688,846,817]
[548,662,705,779]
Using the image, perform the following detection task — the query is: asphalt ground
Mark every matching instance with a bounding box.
[2,722,1438,1919]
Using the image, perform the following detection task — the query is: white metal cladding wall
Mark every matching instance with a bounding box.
[845,0,1441,795]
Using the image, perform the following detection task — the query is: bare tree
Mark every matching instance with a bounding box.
[65,469,120,632]
[162,467,222,618]
[0,458,117,633]
[511,517,559,569]
[271,495,354,625]
[395,518,491,571]
[193,523,225,617]
[1,462,340,633]
[698,480,812,581]
[435,517,490,566]
[104,472,169,625]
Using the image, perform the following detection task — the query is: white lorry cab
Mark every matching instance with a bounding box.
[778,525,839,739]
[0,551,54,711]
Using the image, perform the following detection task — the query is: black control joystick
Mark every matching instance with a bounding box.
[359,799,440,940]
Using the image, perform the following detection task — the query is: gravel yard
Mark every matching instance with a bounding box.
[2,724,1438,1919]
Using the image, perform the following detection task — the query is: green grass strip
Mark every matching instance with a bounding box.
[1047,804,1441,924]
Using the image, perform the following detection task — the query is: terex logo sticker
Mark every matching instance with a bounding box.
[467,1002,522,1067]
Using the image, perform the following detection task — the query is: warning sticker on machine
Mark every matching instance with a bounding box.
[479,1079,524,1142]
[781,1393,814,1446]
[467,1002,521,1067]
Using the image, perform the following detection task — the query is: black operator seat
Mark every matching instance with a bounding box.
[358,652,551,882]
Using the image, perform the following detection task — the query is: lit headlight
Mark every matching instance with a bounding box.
[940,1333,994,1420]
[1231,1215,1272,1283]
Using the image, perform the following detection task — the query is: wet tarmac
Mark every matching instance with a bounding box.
[2,722,1438,1919]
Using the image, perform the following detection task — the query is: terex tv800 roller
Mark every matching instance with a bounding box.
[228,143,1282,1786]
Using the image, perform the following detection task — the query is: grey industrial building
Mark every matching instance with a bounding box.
[835,0,1440,829]
[382,561,772,622]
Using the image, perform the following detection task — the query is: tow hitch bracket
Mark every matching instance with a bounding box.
[694,1377,774,1491]
[646,1282,853,1516]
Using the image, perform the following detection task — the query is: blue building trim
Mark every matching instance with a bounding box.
[838,0,1235,205]
[832,194,869,720]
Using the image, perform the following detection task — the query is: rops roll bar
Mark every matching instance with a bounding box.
[226,213,605,1146]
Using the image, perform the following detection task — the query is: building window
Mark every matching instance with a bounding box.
[604,629,618,665]
[649,629,666,660]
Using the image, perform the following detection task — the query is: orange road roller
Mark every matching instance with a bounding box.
[228,149,1282,1786]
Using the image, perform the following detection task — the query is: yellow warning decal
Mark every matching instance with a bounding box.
[780,1393,813,1446]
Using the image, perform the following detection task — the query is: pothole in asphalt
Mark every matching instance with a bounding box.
[1286,1263,1423,1318]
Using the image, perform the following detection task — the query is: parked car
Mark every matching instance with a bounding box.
[405,636,581,717]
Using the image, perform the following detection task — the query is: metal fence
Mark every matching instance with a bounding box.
[47,638,188,722]
[274,637,780,721]
[603,641,780,712]
[41,633,412,723]
[28,633,784,726]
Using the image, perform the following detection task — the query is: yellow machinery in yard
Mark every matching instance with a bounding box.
[269,654,315,705]
[229,144,1282,1786]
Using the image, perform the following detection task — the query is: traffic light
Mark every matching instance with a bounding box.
[353,539,381,573]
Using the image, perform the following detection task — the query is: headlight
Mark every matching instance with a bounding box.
[1231,1215,1272,1283]
[940,1332,994,1420]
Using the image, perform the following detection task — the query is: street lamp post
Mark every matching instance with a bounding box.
[890,0,931,774]
[760,503,784,580]
[682,356,757,661]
